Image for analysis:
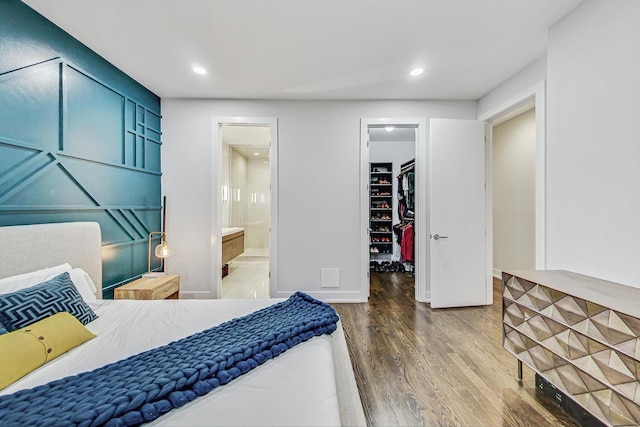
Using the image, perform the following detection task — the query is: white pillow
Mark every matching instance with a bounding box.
[0,264,72,295]
[0,264,98,302]
[66,268,98,302]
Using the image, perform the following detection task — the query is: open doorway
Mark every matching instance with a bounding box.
[368,127,416,294]
[220,125,271,298]
[219,124,271,298]
[360,118,427,302]
[479,81,547,298]
[491,103,536,277]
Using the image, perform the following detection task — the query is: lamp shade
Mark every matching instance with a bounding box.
[154,241,172,258]
[144,231,172,277]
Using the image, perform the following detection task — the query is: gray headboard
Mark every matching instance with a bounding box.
[0,222,103,298]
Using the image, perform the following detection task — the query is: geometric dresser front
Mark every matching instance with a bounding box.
[502,270,640,426]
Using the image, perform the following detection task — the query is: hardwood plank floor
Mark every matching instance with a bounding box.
[332,272,581,427]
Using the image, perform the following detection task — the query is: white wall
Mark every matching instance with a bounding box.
[477,1,640,287]
[230,149,248,227]
[246,157,270,249]
[162,100,475,300]
[477,55,546,118]
[545,0,640,286]
[492,109,536,272]
[227,150,270,250]
[220,142,230,227]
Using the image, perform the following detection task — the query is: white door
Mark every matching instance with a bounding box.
[429,119,487,308]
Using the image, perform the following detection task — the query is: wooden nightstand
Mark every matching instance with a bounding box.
[114,275,180,300]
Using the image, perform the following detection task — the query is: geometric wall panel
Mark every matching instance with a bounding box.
[0,62,60,152]
[1,1,162,298]
[503,271,640,426]
[66,66,125,165]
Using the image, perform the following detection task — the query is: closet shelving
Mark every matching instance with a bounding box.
[370,162,393,256]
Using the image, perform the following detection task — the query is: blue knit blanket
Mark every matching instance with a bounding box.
[0,292,339,427]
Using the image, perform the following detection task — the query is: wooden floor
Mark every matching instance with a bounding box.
[332,272,581,427]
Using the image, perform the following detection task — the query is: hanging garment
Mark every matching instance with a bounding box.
[401,223,414,262]
[393,223,404,245]
[402,175,409,203]
[406,171,415,210]
[397,199,405,220]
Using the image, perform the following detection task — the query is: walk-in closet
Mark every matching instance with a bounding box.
[368,127,416,285]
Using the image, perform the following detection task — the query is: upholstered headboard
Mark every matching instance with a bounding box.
[0,222,103,298]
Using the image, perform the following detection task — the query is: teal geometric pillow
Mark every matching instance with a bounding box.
[0,272,98,331]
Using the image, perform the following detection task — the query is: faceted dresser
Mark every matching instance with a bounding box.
[502,270,640,426]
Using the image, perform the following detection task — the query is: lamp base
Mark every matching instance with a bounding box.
[142,272,166,278]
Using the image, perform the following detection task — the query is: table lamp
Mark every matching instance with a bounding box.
[143,231,173,278]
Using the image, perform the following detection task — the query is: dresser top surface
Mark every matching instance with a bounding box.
[505,270,640,318]
[117,274,179,291]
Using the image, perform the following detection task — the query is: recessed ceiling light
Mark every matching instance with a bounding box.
[410,68,424,77]
[254,152,260,156]
[385,126,395,132]
[192,66,207,75]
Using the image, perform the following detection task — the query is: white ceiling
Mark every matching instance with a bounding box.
[23,0,582,100]
[221,125,270,159]
[230,145,270,161]
[221,125,271,146]
[369,127,417,143]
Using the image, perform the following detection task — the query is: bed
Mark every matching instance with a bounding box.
[0,222,365,426]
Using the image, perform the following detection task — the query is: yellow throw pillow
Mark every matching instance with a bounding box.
[0,332,45,390]
[0,311,96,390]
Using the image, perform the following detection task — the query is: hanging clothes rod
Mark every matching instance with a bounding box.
[399,163,415,176]
[399,165,414,175]
[401,159,415,169]
[398,159,415,176]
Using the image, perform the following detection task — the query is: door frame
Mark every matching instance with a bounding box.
[478,81,547,301]
[211,116,279,299]
[360,118,429,302]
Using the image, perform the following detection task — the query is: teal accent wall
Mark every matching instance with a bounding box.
[0,0,162,298]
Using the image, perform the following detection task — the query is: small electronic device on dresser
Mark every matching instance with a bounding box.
[114,274,180,300]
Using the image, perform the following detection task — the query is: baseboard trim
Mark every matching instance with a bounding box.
[493,268,502,279]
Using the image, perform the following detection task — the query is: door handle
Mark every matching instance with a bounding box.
[433,234,448,240]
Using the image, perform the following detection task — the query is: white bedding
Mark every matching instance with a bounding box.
[1,298,341,426]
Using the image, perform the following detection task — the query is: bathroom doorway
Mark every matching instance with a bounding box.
[220,125,271,298]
